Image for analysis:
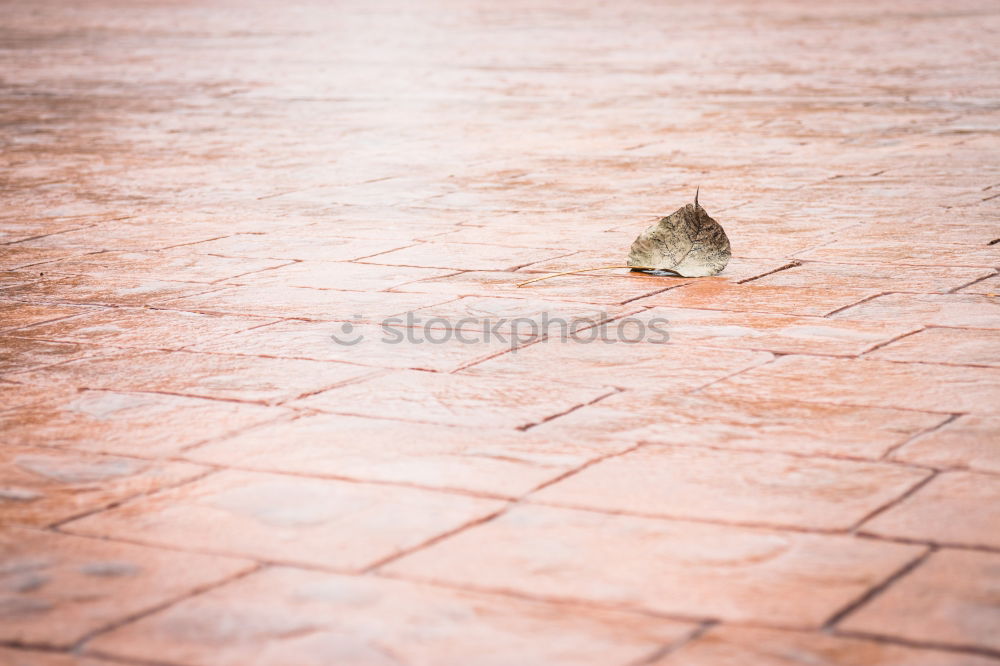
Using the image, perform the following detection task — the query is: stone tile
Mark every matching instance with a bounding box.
[832,294,1000,329]
[892,416,1000,474]
[13,218,236,253]
[188,319,509,372]
[533,393,946,459]
[393,270,675,306]
[600,187,751,219]
[0,275,221,307]
[0,446,206,527]
[0,219,95,245]
[287,209,465,241]
[63,470,505,571]
[531,445,928,530]
[359,242,572,271]
[0,390,289,455]
[0,302,94,334]
[463,335,771,389]
[861,472,1000,549]
[839,549,1000,653]
[431,221,622,250]
[726,229,836,260]
[0,337,109,374]
[10,308,275,351]
[89,566,695,666]
[0,271,44,289]
[0,526,252,648]
[795,241,1000,268]
[228,260,454,291]
[636,307,918,356]
[0,246,74,271]
[868,328,1000,367]
[183,233,409,262]
[652,626,999,666]
[0,648,119,666]
[0,382,80,412]
[416,185,609,213]
[747,262,992,294]
[6,350,373,404]
[384,505,922,627]
[636,281,878,316]
[276,177,452,208]
[706,356,1000,414]
[958,274,1000,295]
[184,413,625,498]
[41,249,291,284]
[296,369,616,428]
[836,219,1000,247]
[155,284,454,321]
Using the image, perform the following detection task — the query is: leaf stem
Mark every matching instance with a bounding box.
[516,265,657,287]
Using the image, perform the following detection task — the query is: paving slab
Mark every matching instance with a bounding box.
[62,470,506,572]
[530,445,929,530]
[87,567,696,666]
[0,527,253,648]
[652,626,1000,666]
[0,446,206,527]
[860,471,1000,549]
[839,549,1000,654]
[891,415,1000,474]
[295,369,616,429]
[0,390,289,455]
[383,504,923,627]
[183,413,625,498]
[532,392,947,459]
[867,327,1000,367]
[6,350,375,404]
[706,355,1000,414]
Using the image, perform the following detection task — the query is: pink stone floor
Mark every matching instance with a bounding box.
[2,0,999,663]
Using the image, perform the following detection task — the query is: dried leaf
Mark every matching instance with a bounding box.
[627,190,731,277]
[516,190,731,287]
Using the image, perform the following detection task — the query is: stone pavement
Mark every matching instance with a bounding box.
[1,0,999,663]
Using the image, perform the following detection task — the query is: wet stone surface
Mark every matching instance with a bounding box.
[382,504,922,627]
[2,0,999,662]
[838,549,1000,654]
[183,413,626,498]
[0,527,252,648]
[61,470,506,572]
[88,567,695,666]
[0,446,206,527]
